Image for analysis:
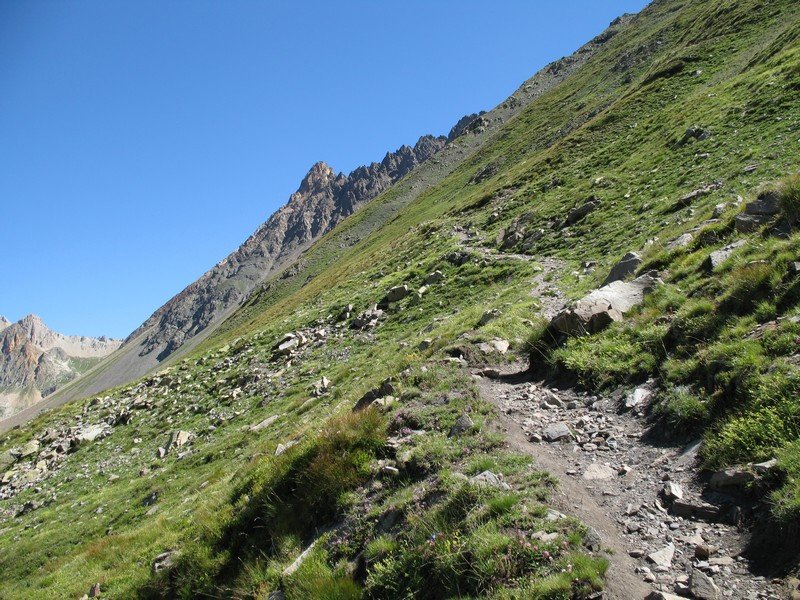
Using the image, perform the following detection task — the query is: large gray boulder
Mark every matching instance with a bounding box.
[602,251,642,285]
[385,285,410,303]
[549,272,662,337]
[735,191,780,233]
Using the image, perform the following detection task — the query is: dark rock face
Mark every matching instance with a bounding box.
[447,112,487,141]
[129,135,447,361]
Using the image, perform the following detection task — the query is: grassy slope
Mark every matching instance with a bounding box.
[1,0,799,597]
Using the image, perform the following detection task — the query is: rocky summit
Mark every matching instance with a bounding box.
[2,1,800,599]
[0,315,120,419]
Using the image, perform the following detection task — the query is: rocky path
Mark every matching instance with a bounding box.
[453,227,568,319]
[476,367,784,600]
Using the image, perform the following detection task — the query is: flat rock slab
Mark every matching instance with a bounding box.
[647,543,675,568]
[250,415,279,432]
[582,463,616,480]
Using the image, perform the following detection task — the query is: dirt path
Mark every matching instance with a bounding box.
[460,238,785,597]
[475,366,784,600]
[478,370,650,600]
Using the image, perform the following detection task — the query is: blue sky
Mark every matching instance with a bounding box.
[1,1,648,338]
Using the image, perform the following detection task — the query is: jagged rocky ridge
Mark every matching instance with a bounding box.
[128,135,447,362]
[0,315,120,419]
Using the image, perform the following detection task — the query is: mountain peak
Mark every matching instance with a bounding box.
[295,161,335,195]
[0,313,122,419]
[20,313,45,327]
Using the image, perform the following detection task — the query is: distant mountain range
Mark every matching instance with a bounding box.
[0,314,120,419]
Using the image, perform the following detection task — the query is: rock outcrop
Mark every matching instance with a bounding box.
[548,272,662,338]
[128,135,447,363]
[0,315,121,419]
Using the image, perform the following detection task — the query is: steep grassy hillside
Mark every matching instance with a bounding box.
[1,0,799,598]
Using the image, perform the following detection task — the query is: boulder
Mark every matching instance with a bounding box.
[625,386,652,409]
[417,339,433,351]
[471,470,511,490]
[274,332,301,355]
[449,414,474,437]
[478,338,509,354]
[734,191,780,233]
[602,252,642,285]
[712,202,728,218]
[709,467,754,491]
[250,415,279,432]
[500,227,525,249]
[689,569,720,600]
[153,551,177,574]
[667,233,694,250]
[549,272,662,337]
[275,440,299,456]
[478,309,501,326]
[76,424,106,443]
[672,181,722,210]
[565,197,601,225]
[679,125,710,145]
[647,543,675,568]
[170,431,191,447]
[18,440,40,458]
[543,422,571,442]
[0,451,15,470]
[705,239,746,270]
[582,463,615,480]
[662,481,684,500]
[490,339,509,354]
[753,458,778,474]
[745,191,781,216]
[645,593,686,600]
[735,213,771,233]
[351,305,384,330]
[424,270,444,285]
[670,499,720,521]
[385,285,410,303]
[444,251,471,266]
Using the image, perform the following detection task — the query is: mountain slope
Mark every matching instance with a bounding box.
[130,135,448,363]
[14,21,621,431]
[2,1,800,598]
[0,315,120,419]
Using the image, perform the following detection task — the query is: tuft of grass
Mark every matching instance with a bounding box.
[777,173,800,223]
[654,386,710,431]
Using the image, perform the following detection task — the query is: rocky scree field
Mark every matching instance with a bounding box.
[2,0,800,598]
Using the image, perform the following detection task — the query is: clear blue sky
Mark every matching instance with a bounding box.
[1,0,648,339]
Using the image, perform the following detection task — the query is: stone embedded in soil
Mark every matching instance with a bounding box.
[542,422,571,442]
[471,470,511,490]
[647,543,675,568]
[690,568,720,600]
[662,481,683,500]
[582,463,616,480]
[625,386,652,409]
[449,413,474,437]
